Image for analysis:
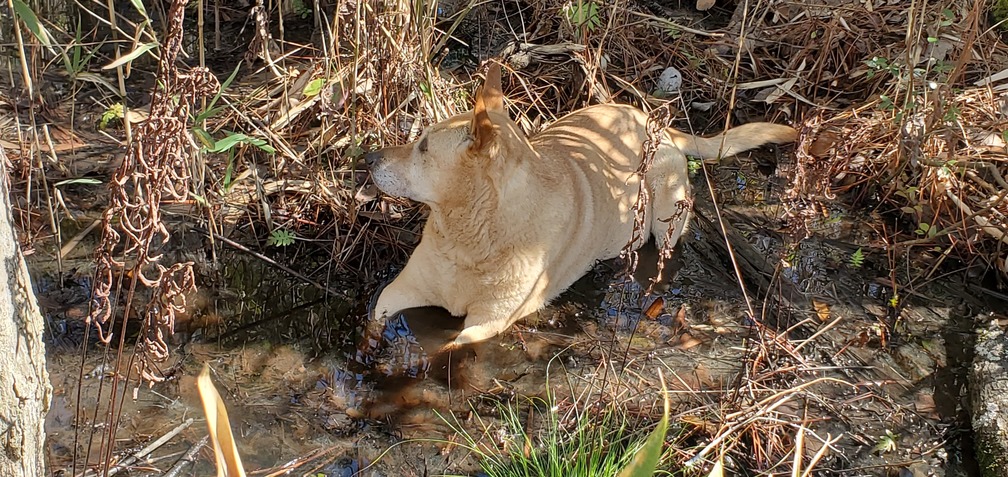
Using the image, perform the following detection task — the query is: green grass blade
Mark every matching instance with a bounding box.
[617,371,671,477]
[194,62,242,123]
[615,413,667,477]
[102,42,158,70]
[206,132,275,154]
[129,0,150,21]
[12,0,54,49]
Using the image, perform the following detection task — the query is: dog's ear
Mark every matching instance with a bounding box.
[470,62,504,152]
[479,62,504,113]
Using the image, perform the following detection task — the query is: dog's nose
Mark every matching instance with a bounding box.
[363,151,382,169]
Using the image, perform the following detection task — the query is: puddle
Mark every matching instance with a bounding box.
[31,156,1002,475]
[1,0,998,473]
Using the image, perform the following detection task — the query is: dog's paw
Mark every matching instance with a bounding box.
[451,322,501,347]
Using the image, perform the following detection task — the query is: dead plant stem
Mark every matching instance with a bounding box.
[39,125,62,277]
[709,0,756,321]
[105,0,132,143]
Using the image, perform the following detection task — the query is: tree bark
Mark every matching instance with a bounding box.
[971,318,1008,477]
[0,153,51,475]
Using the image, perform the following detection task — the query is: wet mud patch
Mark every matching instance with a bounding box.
[36,217,999,476]
[4,0,1006,473]
[27,149,1003,475]
[29,157,1004,476]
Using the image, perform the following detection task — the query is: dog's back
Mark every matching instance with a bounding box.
[533,103,795,254]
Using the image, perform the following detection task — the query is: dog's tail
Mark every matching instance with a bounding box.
[667,123,797,160]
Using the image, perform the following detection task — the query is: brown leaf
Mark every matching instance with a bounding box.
[809,129,839,157]
[812,299,831,321]
[644,296,665,320]
[914,392,939,420]
[696,0,715,10]
[676,332,702,350]
[694,363,715,388]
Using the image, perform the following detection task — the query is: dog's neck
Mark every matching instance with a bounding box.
[425,140,542,263]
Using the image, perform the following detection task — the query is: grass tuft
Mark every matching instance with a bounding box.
[444,394,671,477]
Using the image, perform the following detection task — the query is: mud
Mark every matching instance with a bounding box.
[32,152,1003,476]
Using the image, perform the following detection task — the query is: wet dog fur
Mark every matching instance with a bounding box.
[364,63,797,348]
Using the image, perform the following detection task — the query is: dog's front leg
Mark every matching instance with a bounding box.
[448,275,551,348]
[452,313,514,347]
[450,295,534,347]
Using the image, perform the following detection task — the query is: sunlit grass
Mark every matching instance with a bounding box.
[443,382,672,477]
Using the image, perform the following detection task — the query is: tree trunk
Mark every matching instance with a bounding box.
[0,153,51,475]
[972,318,1008,477]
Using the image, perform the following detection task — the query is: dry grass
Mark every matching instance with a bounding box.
[5,1,1006,277]
[3,0,1007,475]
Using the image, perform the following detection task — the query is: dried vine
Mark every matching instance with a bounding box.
[89,0,215,383]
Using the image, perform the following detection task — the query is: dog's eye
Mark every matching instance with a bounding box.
[418,137,428,153]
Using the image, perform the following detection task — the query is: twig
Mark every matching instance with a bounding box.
[60,219,102,259]
[193,227,351,300]
[161,435,210,477]
[104,418,195,476]
[622,8,724,38]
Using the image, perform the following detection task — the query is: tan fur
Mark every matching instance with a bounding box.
[364,64,797,348]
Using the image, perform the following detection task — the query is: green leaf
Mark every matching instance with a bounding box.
[12,0,54,50]
[941,8,955,26]
[267,229,296,247]
[191,127,215,149]
[616,417,666,477]
[129,0,149,21]
[565,0,601,32]
[303,78,326,98]
[873,429,899,454]
[54,178,103,187]
[102,42,158,70]
[849,247,865,268]
[194,105,226,124]
[99,103,125,129]
[879,95,894,111]
[193,63,241,123]
[346,144,365,159]
[222,152,236,191]
[188,191,209,207]
[61,16,89,75]
[205,132,276,154]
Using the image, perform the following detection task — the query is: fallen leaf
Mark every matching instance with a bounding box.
[643,296,665,320]
[809,129,839,157]
[676,332,702,350]
[696,0,715,10]
[914,392,939,419]
[812,299,831,321]
[694,363,715,388]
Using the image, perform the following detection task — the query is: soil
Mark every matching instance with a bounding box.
[3,0,1007,476]
[30,153,1002,475]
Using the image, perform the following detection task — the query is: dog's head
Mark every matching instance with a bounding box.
[364,64,509,206]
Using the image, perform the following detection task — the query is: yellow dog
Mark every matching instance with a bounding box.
[365,64,796,347]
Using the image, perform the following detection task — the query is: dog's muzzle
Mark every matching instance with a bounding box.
[362,149,407,198]
[363,150,382,169]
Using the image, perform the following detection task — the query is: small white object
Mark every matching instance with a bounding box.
[656,66,682,95]
[691,101,715,111]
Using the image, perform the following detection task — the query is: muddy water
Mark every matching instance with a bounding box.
[35,159,999,476]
